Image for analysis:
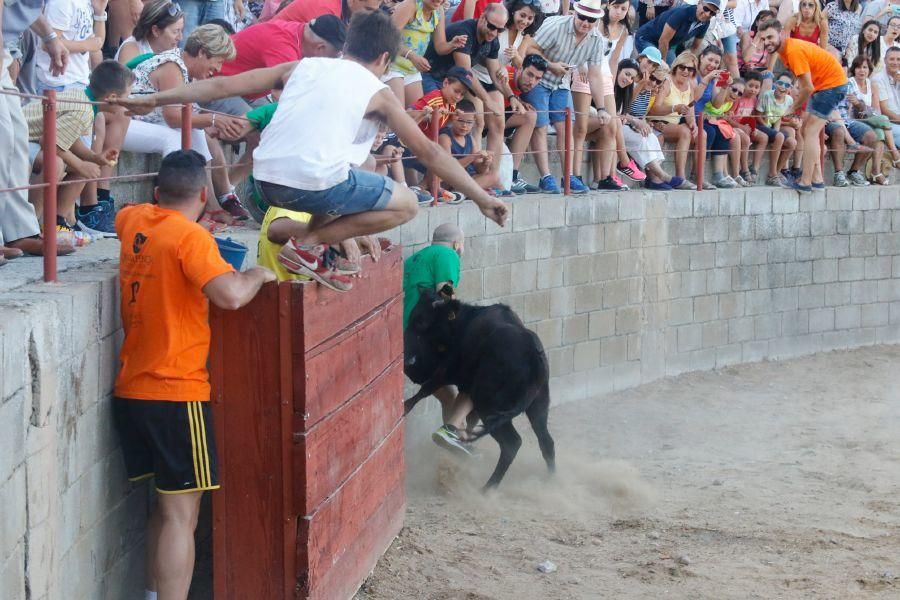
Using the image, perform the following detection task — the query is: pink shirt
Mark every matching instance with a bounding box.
[219,21,305,98]
[275,0,342,23]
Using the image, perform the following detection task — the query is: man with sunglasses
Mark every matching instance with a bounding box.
[635,0,720,64]
[518,0,611,193]
[757,18,848,193]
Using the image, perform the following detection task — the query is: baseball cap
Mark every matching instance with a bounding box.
[701,0,721,9]
[639,47,664,66]
[446,66,475,93]
[309,15,346,50]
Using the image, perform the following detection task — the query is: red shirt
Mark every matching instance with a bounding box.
[504,65,521,109]
[219,21,305,99]
[276,0,342,23]
[451,0,500,22]
[412,89,455,135]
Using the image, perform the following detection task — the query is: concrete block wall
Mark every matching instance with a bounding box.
[387,186,900,408]
[0,266,146,600]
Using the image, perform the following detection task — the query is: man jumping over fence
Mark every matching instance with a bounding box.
[116,10,508,292]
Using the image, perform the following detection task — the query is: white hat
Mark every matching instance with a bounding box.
[573,0,604,19]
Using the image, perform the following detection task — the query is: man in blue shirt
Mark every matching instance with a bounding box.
[635,0,720,64]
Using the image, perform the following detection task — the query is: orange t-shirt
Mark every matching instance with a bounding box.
[778,38,847,92]
[114,204,234,402]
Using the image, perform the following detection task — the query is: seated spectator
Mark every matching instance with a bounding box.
[24,60,132,238]
[388,0,461,107]
[116,0,185,64]
[180,0,247,43]
[755,71,798,187]
[520,0,614,193]
[845,19,886,74]
[634,0,719,64]
[503,52,545,193]
[824,0,862,58]
[637,45,665,79]
[848,55,900,168]
[440,99,500,190]
[600,0,634,68]
[498,0,544,70]
[274,0,382,24]
[731,69,770,183]
[694,45,737,188]
[218,14,346,100]
[737,9,775,74]
[872,46,900,153]
[648,51,698,189]
[786,0,837,57]
[615,59,685,190]
[371,128,408,185]
[718,77,754,186]
[861,0,900,29]
[123,25,251,222]
[825,100,882,186]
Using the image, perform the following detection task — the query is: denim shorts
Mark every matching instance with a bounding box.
[808,83,849,120]
[422,72,442,95]
[255,168,394,217]
[756,124,784,143]
[520,83,574,128]
[721,34,738,54]
[826,119,874,143]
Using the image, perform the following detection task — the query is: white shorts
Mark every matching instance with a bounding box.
[382,70,423,86]
[121,118,212,161]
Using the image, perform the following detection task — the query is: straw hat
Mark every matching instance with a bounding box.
[573,0,604,19]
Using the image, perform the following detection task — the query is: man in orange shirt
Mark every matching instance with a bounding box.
[113,150,275,600]
[757,18,849,193]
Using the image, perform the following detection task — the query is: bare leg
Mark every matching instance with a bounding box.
[207,137,232,198]
[152,491,203,600]
[571,91,591,179]
[799,115,826,186]
[484,91,505,179]
[751,129,768,175]
[386,77,405,105]
[506,111,536,170]
[530,126,551,177]
[404,81,424,107]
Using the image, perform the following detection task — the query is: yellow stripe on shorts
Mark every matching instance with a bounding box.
[187,402,204,488]
[196,402,212,488]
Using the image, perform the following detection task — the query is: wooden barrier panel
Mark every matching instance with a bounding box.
[209,249,405,600]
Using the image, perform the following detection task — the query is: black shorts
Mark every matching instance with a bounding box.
[113,397,220,494]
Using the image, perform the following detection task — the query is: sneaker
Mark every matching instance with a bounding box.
[610,172,630,190]
[811,181,826,190]
[567,175,590,194]
[645,179,672,190]
[595,176,625,191]
[711,173,737,189]
[789,167,802,181]
[734,175,752,187]
[218,193,250,221]
[76,204,117,238]
[833,171,849,187]
[432,424,473,457]
[511,177,539,194]
[411,186,433,206]
[539,174,561,194]
[278,240,353,292]
[847,170,870,186]
[791,180,812,194]
[747,167,758,182]
[780,169,795,185]
[493,188,516,198]
[617,158,647,182]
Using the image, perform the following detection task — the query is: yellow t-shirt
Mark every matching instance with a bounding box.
[258,207,312,282]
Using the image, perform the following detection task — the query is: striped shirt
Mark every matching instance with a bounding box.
[23,89,94,152]
[628,89,652,118]
[533,15,606,89]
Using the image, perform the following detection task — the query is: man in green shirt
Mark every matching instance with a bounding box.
[403,223,474,455]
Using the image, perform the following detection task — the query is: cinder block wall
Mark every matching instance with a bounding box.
[0,267,146,600]
[388,187,900,420]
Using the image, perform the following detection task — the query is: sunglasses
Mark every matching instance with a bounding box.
[576,13,599,23]
[649,76,664,84]
[166,1,183,16]
[730,86,743,96]
[775,80,792,88]
[485,21,504,32]
[701,5,718,15]
[676,64,696,72]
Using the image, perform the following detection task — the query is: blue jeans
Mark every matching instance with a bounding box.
[808,83,849,120]
[520,83,573,128]
[256,168,395,216]
[179,0,225,47]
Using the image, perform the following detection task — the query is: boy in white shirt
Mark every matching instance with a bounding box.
[35,0,107,92]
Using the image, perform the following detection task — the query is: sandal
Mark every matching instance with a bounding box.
[893,157,900,169]
[0,246,24,259]
[873,173,888,185]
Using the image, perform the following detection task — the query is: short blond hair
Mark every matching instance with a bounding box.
[671,51,699,72]
[184,24,236,60]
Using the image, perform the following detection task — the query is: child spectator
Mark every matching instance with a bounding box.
[732,70,770,184]
[825,101,881,186]
[24,60,132,238]
[410,65,473,135]
[713,77,752,187]
[756,71,797,186]
[439,99,499,190]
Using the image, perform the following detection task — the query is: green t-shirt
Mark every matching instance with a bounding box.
[402,244,461,328]
[246,103,278,130]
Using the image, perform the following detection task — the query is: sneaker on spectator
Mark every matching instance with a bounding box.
[789,167,802,181]
[645,179,672,190]
[734,175,752,187]
[410,186,434,205]
[511,177,539,194]
[711,173,737,188]
[791,180,812,194]
[812,181,826,190]
[218,192,250,221]
[432,424,472,457]
[76,204,117,238]
[847,170,870,186]
[539,174,561,194]
[833,171,849,187]
[57,216,91,247]
[670,177,696,190]
[566,175,590,194]
[617,158,647,182]
[595,176,625,191]
[278,240,353,292]
[766,174,784,187]
[611,172,630,190]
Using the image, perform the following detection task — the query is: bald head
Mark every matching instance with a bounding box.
[483,2,508,19]
[432,223,464,245]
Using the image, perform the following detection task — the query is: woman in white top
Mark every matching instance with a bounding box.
[847,55,900,167]
[116,0,185,64]
[472,0,543,85]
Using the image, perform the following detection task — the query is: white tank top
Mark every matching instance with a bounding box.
[253,58,388,191]
[849,77,873,109]
[114,36,154,62]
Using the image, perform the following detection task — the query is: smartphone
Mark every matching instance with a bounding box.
[717,70,730,87]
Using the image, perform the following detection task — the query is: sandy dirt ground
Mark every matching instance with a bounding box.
[355,346,900,600]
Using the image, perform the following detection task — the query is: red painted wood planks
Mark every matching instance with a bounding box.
[294,248,403,352]
[296,423,406,598]
[295,296,403,429]
[293,359,404,515]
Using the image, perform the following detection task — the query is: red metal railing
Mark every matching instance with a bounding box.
[42,90,58,283]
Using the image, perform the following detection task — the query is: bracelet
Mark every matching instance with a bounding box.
[93,13,108,21]
[41,31,58,43]
[404,49,412,59]
[212,113,217,127]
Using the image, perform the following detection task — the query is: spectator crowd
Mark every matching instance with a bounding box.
[4,0,900,268]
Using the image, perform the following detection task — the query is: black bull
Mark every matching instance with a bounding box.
[404,290,556,489]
